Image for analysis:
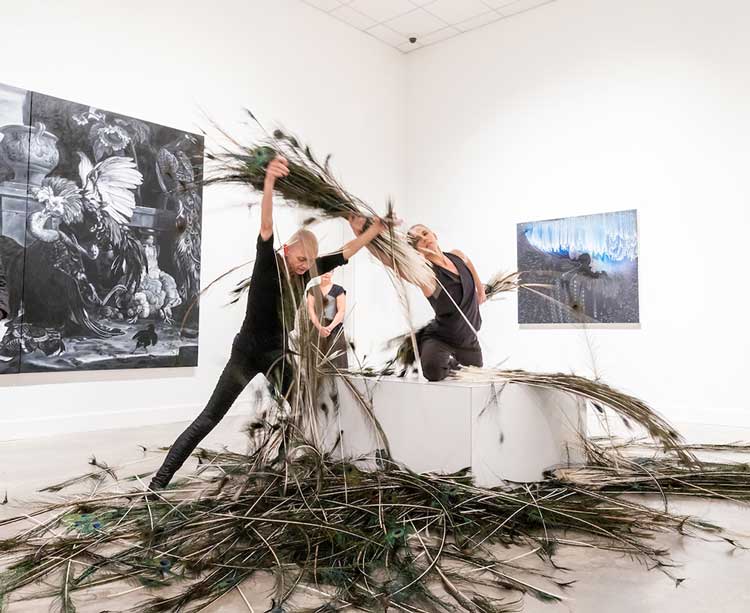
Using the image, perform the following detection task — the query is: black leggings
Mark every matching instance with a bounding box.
[150,344,293,488]
[419,337,483,382]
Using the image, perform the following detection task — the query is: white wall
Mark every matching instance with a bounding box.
[0,0,405,439]
[403,0,750,426]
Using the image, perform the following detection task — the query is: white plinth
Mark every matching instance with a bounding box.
[330,375,586,485]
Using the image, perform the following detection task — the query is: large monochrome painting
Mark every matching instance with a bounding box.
[0,82,203,373]
[517,209,639,326]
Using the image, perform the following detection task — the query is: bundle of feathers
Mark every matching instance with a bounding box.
[206,117,435,293]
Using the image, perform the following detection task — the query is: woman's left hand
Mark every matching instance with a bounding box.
[348,214,398,236]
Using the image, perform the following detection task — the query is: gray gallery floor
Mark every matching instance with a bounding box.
[1,417,748,612]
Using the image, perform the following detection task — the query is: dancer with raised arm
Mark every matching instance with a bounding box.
[149,157,385,489]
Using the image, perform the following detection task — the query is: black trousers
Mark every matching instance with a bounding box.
[419,336,483,382]
[150,342,293,488]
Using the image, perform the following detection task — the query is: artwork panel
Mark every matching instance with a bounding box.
[0,82,33,374]
[1,83,204,373]
[516,209,640,326]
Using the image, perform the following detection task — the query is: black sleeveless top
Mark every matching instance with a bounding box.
[307,283,346,335]
[423,252,481,348]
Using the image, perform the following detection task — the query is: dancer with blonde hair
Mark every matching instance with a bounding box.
[351,221,485,382]
[150,157,385,488]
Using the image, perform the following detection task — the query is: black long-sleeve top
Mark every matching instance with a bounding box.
[234,233,347,352]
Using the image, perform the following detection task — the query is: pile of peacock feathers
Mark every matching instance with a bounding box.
[2,420,749,613]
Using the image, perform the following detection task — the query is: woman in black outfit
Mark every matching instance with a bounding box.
[149,157,385,489]
[307,272,349,370]
[407,224,486,381]
[355,221,486,382]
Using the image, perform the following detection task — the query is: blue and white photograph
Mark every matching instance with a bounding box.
[517,209,639,325]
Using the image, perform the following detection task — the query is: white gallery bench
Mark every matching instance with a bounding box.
[327,375,587,485]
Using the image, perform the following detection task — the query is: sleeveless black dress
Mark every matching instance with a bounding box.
[423,252,482,348]
[307,283,349,369]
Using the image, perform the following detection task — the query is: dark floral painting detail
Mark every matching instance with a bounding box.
[0,82,204,374]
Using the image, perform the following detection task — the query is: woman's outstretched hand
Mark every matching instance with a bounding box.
[348,213,367,236]
[342,213,400,261]
[260,156,289,239]
[347,213,399,236]
[264,156,289,188]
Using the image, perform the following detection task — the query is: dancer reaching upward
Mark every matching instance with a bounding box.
[150,157,385,489]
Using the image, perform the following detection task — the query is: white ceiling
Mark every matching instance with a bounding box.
[301,0,557,53]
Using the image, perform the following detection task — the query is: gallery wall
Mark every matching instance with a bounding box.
[401,0,750,426]
[0,0,405,439]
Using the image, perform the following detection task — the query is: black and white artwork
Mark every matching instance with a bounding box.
[0,82,204,374]
[517,209,639,326]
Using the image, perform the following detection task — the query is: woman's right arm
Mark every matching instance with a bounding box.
[260,156,289,241]
[347,215,435,297]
